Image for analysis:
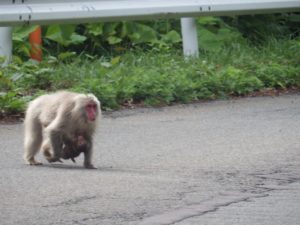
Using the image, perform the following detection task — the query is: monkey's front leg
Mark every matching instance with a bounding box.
[83,140,97,169]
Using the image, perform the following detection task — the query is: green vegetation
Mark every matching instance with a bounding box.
[1,14,300,116]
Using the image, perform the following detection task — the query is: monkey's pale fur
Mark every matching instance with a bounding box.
[24,91,101,168]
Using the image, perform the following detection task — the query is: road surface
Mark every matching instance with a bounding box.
[1,94,300,225]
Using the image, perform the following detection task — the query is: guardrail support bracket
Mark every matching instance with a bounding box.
[0,27,12,66]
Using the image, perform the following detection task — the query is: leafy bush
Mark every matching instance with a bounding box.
[256,63,299,88]
[0,91,26,116]
[197,17,245,52]
[224,13,300,43]
[11,14,299,62]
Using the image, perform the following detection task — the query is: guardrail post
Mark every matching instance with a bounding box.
[180,18,199,57]
[29,26,42,62]
[0,27,12,66]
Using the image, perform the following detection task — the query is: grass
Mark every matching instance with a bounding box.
[1,37,300,116]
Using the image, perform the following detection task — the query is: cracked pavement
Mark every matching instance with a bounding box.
[1,95,300,225]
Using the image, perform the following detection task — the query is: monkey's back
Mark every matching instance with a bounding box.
[26,91,78,127]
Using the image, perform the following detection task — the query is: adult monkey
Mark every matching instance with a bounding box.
[24,91,101,169]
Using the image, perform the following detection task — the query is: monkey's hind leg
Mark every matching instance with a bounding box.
[23,119,43,166]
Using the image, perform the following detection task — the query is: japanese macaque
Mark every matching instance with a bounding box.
[24,91,101,169]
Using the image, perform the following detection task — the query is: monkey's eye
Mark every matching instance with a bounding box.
[86,104,97,110]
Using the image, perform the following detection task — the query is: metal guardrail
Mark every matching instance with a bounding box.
[0,0,300,26]
[0,0,300,64]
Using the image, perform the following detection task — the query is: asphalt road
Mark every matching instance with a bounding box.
[1,95,300,225]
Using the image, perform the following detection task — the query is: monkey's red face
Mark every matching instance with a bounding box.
[85,102,98,121]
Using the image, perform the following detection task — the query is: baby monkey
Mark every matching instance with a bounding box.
[43,135,90,163]
[61,135,91,163]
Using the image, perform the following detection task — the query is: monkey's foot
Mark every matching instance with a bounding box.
[84,164,97,169]
[27,159,43,166]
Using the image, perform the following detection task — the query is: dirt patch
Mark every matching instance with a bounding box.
[0,113,24,124]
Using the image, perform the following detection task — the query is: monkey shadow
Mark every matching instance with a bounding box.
[40,163,147,175]
[41,163,117,172]
[41,163,98,170]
